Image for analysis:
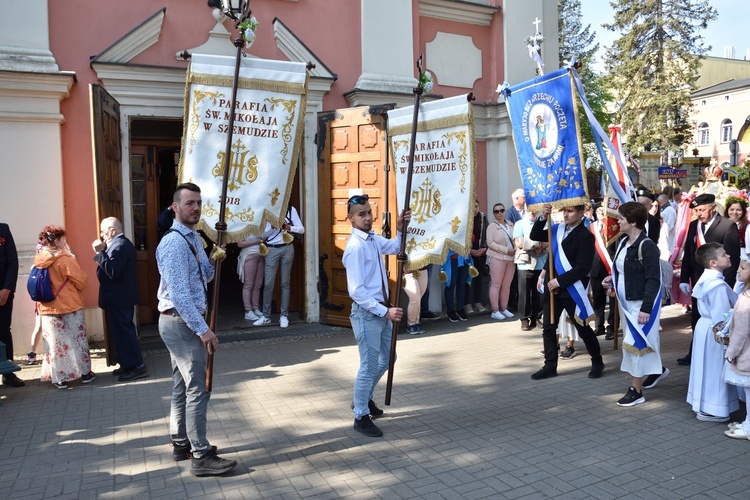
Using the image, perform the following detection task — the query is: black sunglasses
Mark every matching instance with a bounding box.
[347,194,369,208]
[493,208,505,214]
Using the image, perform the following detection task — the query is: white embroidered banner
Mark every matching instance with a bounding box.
[388,95,476,270]
[179,54,308,243]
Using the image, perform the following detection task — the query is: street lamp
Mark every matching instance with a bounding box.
[207,0,247,21]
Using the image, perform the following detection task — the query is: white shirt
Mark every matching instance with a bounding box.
[342,227,402,317]
[263,206,305,245]
[660,204,677,254]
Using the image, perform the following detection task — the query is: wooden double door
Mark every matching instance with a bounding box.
[317,105,398,326]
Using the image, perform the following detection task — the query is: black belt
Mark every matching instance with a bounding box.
[161,308,205,317]
[268,243,291,248]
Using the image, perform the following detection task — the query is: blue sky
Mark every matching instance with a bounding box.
[579,0,748,71]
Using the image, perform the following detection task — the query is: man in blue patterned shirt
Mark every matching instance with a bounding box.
[156,182,237,476]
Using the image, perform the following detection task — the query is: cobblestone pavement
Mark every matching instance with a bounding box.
[1,305,749,499]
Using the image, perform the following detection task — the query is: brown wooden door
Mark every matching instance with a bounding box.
[129,145,163,326]
[317,105,396,326]
[90,84,122,364]
[91,84,123,223]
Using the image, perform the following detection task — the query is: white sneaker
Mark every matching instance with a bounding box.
[474,303,487,313]
[244,310,259,321]
[500,310,514,318]
[253,309,263,317]
[253,316,271,326]
[464,304,474,314]
[491,311,504,320]
[280,316,289,328]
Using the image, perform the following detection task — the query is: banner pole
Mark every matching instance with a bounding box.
[384,55,425,406]
[205,1,253,392]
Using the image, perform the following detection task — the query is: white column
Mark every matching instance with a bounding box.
[356,0,415,94]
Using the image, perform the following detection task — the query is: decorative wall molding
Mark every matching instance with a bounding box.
[419,0,499,26]
[91,8,165,64]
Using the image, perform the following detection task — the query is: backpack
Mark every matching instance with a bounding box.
[27,265,68,303]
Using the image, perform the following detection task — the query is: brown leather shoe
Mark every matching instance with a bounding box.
[520,319,532,331]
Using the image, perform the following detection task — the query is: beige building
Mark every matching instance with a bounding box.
[689,78,750,170]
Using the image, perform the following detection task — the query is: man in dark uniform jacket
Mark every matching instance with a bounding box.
[92,217,148,381]
[636,188,661,244]
[678,193,740,365]
[0,223,23,387]
[589,206,615,338]
[529,204,604,380]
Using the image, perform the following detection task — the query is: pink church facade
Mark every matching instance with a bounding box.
[0,0,558,345]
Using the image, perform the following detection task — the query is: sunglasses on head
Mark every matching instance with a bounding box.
[493,208,505,214]
[347,194,369,209]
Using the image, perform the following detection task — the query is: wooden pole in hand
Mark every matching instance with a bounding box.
[206,0,253,392]
[384,55,425,406]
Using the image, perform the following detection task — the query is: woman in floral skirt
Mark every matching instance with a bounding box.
[34,226,95,389]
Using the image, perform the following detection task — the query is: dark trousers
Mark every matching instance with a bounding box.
[420,265,432,311]
[0,291,13,360]
[590,275,614,334]
[509,267,519,310]
[106,307,144,370]
[518,268,542,322]
[444,260,467,312]
[542,294,602,371]
[467,255,487,305]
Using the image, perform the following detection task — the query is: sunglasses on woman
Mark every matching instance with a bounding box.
[347,194,369,210]
[493,208,505,214]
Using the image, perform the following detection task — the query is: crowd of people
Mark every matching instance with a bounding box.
[342,185,750,442]
[4,180,750,472]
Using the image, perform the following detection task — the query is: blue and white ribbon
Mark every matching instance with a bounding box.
[551,223,595,325]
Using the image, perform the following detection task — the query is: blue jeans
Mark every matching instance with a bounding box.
[262,244,294,317]
[159,315,212,457]
[350,303,394,419]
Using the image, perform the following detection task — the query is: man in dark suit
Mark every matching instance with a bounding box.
[92,217,148,381]
[636,188,661,244]
[0,223,24,387]
[589,205,615,339]
[678,193,740,365]
[529,205,604,380]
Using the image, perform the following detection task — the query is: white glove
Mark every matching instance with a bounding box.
[679,283,691,295]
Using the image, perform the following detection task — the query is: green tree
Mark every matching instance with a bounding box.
[558,0,613,146]
[603,0,717,160]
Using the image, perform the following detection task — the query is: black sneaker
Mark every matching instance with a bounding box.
[368,399,384,419]
[81,371,96,384]
[617,386,645,407]
[456,310,468,321]
[642,367,669,389]
[446,311,460,323]
[560,346,576,359]
[118,366,149,382]
[191,453,238,476]
[353,415,383,437]
[588,359,605,379]
[350,399,385,419]
[420,311,440,321]
[171,441,218,462]
[26,352,37,365]
[405,325,422,335]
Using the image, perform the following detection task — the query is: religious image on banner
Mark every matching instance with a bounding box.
[178,54,308,243]
[501,68,588,210]
[387,95,476,271]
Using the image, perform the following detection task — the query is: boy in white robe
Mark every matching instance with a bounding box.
[687,242,739,421]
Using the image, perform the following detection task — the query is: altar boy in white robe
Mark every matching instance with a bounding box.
[688,242,739,422]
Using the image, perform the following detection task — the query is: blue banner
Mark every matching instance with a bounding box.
[502,68,588,209]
